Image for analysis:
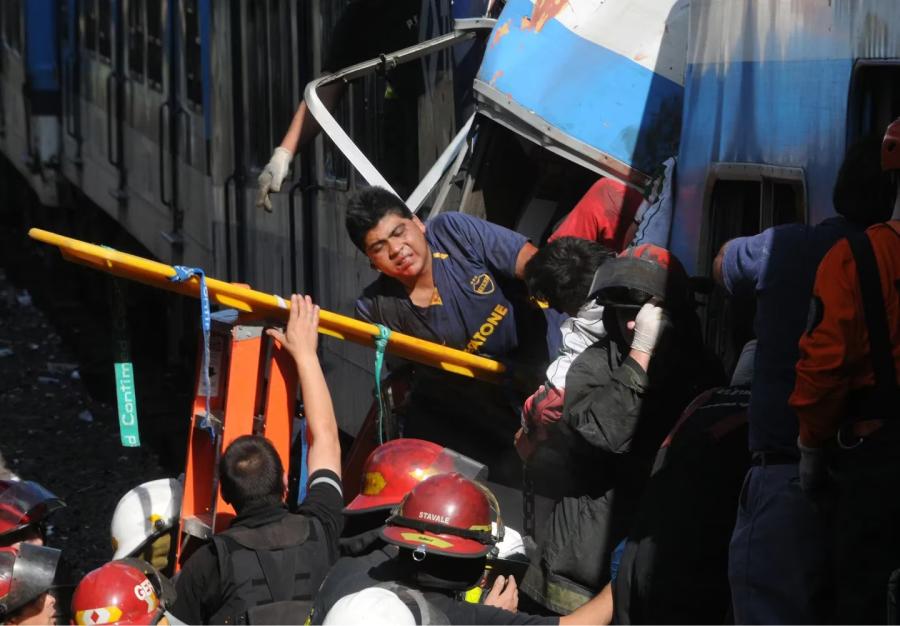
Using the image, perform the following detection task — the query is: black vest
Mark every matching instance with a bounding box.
[209,513,330,625]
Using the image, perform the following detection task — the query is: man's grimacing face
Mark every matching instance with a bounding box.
[363,213,429,280]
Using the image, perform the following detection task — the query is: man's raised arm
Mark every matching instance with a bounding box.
[266,294,342,478]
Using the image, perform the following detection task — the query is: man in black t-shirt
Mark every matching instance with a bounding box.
[257,0,423,209]
[171,296,345,624]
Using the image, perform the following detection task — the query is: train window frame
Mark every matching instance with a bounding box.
[698,162,807,375]
[2,0,24,54]
[846,60,900,147]
[98,0,112,63]
[183,0,202,112]
[242,0,297,172]
[317,0,354,190]
[83,0,98,54]
[128,0,146,82]
[146,0,163,91]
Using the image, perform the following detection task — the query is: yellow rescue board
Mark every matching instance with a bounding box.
[28,228,505,383]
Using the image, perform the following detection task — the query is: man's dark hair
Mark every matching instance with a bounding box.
[345,186,413,252]
[833,134,897,225]
[219,435,284,511]
[524,237,615,314]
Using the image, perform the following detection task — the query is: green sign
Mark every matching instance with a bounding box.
[114,362,140,447]
[110,279,140,447]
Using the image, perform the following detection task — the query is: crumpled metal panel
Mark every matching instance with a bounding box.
[475,0,689,185]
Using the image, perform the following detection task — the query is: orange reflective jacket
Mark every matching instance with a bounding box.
[790,220,900,447]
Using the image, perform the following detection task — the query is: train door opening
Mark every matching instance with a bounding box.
[453,117,600,243]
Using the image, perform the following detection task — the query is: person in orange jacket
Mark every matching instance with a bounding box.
[789,117,900,624]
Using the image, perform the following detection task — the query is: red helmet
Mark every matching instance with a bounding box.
[346,439,487,514]
[0,481,66,545]
[0,543,61,620]
[589,243,690,309]
[380,473,499,558]
[883,117,900,171]
[72,559,174,625]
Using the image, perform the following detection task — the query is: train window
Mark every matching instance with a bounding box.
[702,164,806,375]
[128,0,145,81]
[59,0,69,48]
[245,1,272,168]
[84,0,98,53]
[146,0,163,89]
[3,0,22,53]
[184,0,202,110]
[244,0,295,169]
[98,0,112,61]
[847,62,900,146]
[319,0,354,188]
[11,0,22,53]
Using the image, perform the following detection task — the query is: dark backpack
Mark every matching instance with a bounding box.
[209,513,332,625]
[613,387,752,625]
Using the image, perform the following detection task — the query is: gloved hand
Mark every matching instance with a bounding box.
[256,147,293,212]
[522,384,565,434]
[797,437,828,494]
[515,384,565,461]
[630,299,668,356]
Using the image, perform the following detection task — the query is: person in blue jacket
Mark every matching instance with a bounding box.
[346,186,547,486]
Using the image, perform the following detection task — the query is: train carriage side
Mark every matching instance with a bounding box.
[670,0,900,369]
[0,0,61,206]
[59,0,216,269]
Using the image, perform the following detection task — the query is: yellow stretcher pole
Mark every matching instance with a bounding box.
[28,228,505,383]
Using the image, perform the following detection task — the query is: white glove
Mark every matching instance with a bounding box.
[630,300,667,356]
[256,147,293,211]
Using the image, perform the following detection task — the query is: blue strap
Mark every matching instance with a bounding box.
[169,266,214,435]
[297,417,309,505]
[373,324,392,444]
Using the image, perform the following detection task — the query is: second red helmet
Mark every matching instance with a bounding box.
[380,473,497,558]
[345,439,487,514]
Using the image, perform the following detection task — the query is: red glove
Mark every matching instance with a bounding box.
[516,384,565,461]
[522,384,565,436]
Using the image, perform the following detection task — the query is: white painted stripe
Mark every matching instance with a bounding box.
[688,0,900,66]
[310,475,343,496]
[511,0,689,84]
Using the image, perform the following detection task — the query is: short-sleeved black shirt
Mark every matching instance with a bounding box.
[171,469,344,624]
[323,0,423,97]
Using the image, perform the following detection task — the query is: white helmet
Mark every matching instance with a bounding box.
[110,478,182,559]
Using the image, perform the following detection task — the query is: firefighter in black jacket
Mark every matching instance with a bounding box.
[171,295,344,625]
[521,244,723,614]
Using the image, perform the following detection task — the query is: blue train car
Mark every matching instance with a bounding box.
[0,0,60,204]
[671,0,900,366]
[672,0,900,274]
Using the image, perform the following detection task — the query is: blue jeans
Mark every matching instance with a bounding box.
[728,463,831,624]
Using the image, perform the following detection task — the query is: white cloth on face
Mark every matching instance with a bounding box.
[493,523,527,560]
[323,587,416,626]
[544,300,606,389]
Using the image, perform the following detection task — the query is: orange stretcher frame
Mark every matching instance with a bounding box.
[28,228,505,383]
